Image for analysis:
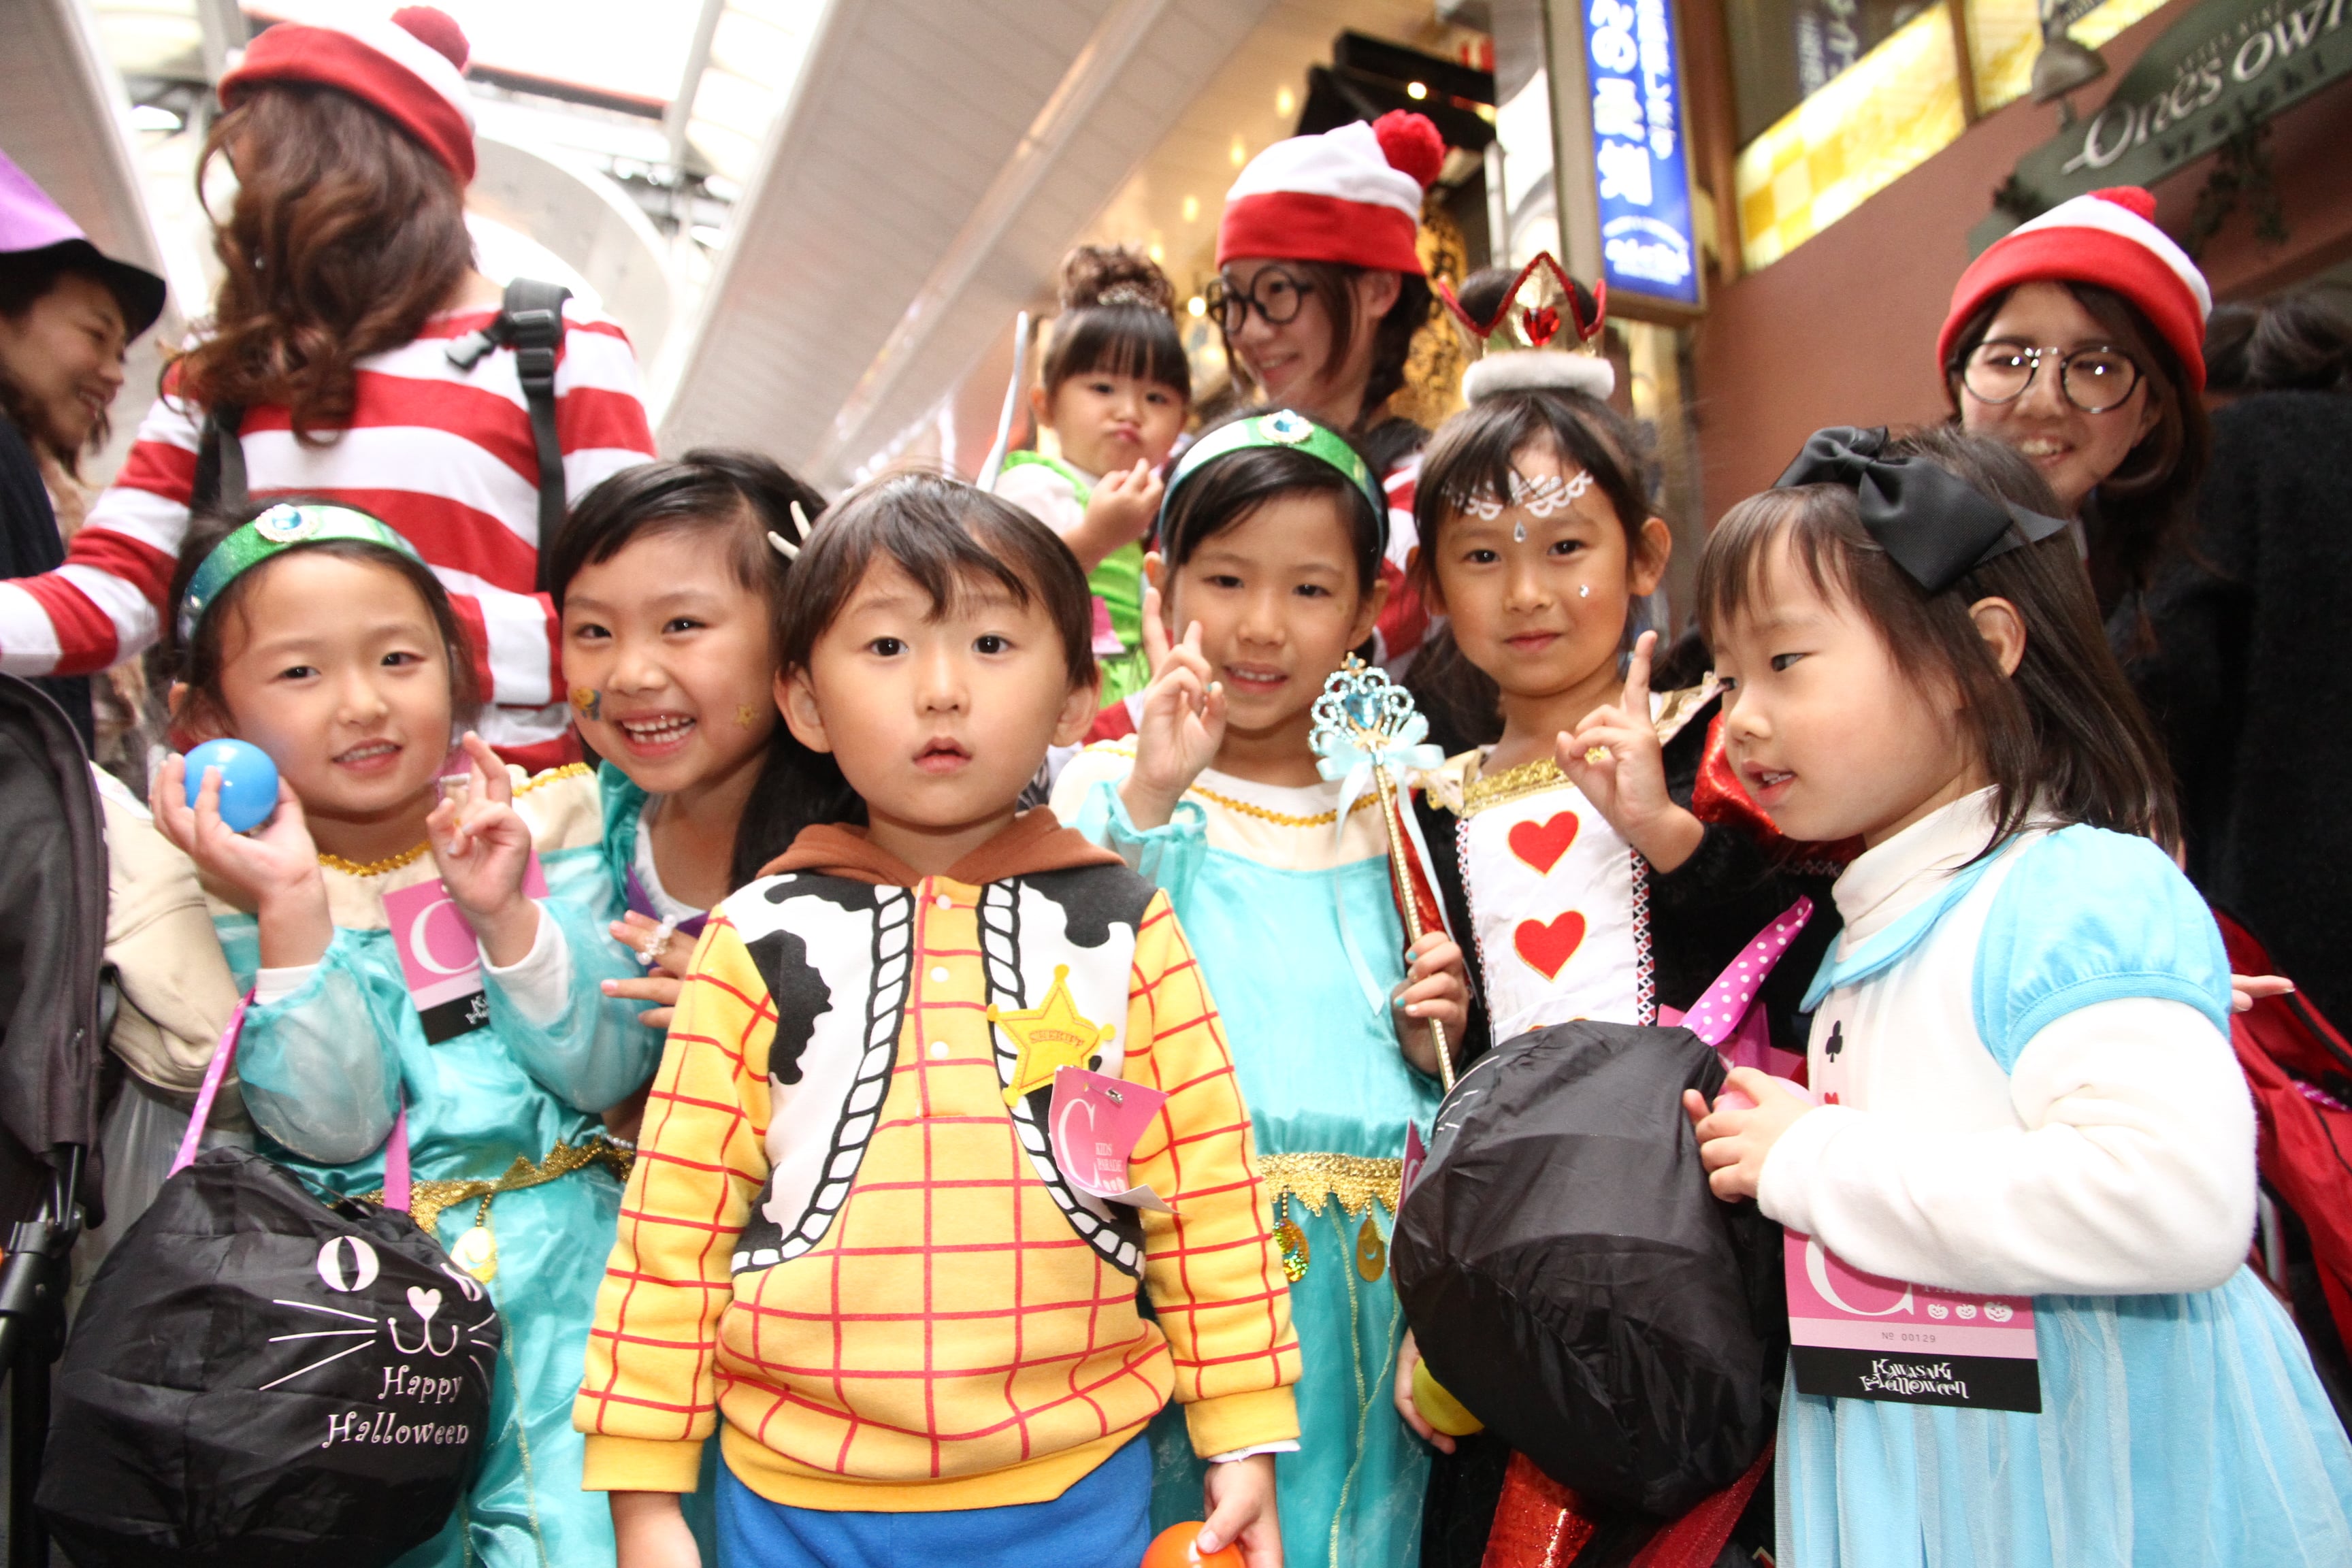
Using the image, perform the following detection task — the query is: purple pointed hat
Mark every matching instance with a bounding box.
[0,148,166,338]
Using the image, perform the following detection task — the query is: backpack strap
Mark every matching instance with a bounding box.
[444,279,572,587]
[190,404,248,518]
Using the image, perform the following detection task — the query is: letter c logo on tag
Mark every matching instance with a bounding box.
[1054,1096,1100,1190]
[1805,1235,1914,1317]
[318,1235,381,1293]
[405,898,476,977]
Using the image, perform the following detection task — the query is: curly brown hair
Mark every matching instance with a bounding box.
[175,84,471,442]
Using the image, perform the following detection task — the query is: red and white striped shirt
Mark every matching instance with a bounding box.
[0,300,657,757]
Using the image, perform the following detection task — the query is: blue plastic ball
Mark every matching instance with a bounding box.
[182,738,280,834]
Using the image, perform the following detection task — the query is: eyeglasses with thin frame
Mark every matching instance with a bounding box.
[1961,340,2144,414]
[1205,267,1316,335]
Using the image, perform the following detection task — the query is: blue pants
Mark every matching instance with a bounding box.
[717,1437,1152,1568]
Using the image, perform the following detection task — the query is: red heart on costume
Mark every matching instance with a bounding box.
[1507,812,1579,875]
[1514,913,1586,980]
[1522,304,1561,347]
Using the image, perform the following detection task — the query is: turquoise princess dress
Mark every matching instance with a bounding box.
[1055,747,1444,1568]
[218,765,660,1568]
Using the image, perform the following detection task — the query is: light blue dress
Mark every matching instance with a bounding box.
[1056,752,1443,1568]
[224,769,659,1568]
[1780,821,2352,1567]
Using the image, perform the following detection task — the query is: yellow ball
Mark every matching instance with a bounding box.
[1411,1358,1485,1437]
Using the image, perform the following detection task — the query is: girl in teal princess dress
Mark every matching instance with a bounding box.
[145,500,656,1567]
[1052,408,1471,1568]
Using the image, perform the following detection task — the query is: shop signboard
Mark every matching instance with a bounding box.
[1975,0,2352,248]
[1582,0,1701,309]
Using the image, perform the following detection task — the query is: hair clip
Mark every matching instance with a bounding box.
[767,499,819,562]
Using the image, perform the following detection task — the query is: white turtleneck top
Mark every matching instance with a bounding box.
[1757,787,2253,1298]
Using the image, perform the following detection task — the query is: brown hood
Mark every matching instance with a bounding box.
[760,808,1122,889]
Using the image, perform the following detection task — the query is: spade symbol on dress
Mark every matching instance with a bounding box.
[1825,1021,1844,1062]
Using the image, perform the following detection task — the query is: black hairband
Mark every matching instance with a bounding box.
[1774,427,2072,595]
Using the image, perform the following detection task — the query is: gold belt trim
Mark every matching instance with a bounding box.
[361,1137,635,1237]
[1258,1152,1403,1218]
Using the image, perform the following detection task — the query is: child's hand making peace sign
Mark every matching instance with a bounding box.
[426,732,544,968]
[1557,629,1706,874]
[1118,573,1228,830]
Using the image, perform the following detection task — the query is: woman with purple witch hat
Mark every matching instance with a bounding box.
[0,148,166,746]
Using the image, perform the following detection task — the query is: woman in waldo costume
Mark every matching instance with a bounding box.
[1209,111,1448,676]
[131,499,656,1565]
[1053,406,1473,1568]
[0,7,657,771]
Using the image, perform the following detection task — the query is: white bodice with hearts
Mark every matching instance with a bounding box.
[1443,755,1650,1047]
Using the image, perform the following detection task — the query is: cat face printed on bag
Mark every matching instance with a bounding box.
[265,1235,500,1451]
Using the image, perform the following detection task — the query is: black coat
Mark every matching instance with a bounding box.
[0,419,93,749]
[2130,392,2352,1022]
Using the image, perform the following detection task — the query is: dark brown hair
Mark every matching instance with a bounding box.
[1942,281,2210,611]
[176,85,471,440]
[1039,246,1189,403]
[1221,260,1435,433]
[167,499,480,742]
[1402,386,1662,746]
[552,448,830,888]
[1697,425,2176,855]
[1157,408,1386,595]
[2205,291,2352,395]
[745,473,1098,866]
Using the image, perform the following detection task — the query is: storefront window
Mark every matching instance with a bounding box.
[1733,1,1966,270]
[1723,0,1936,144]
[1965,0,2174,113]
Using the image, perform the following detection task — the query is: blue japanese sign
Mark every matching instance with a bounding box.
[1583,0,1701,308]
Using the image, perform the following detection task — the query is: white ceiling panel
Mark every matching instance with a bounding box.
[657,0,1277,488]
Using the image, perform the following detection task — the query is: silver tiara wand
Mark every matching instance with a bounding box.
[1310,657,1455,1088]
[977,310,1033,493]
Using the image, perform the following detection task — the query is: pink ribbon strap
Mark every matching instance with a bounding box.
[166,990,413,1210]
[1679,898,1814,1048]
[169,994,250,1176]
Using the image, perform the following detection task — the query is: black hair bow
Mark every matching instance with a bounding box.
[1774,427,2071,594]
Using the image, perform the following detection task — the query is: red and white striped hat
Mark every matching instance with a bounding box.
[219,7,476,184]
[1940,186,2212,389]
[1218,111,1444,276]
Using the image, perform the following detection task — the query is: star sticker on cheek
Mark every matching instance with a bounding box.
[988,964,1114,1107]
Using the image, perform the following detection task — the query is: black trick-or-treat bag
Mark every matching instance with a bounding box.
[39,1002,497,1568]
[1392,904,1810,1520]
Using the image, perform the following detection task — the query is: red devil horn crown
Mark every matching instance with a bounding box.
[1439,252,1614,403]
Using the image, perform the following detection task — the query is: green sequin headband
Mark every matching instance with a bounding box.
[178,504,426,642]
[1158,409,1388,548]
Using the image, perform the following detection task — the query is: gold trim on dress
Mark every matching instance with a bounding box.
[514,761,593,794]
[1258,1152,1403,1218]
[361,1136,635,1237]
[1090,747,1382,828]
[316,841,432,877]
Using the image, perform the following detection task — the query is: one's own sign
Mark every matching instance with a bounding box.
[1976,0,2349,247]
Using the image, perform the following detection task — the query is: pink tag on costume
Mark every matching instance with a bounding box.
[1048,1066,1172,1213]
[1090,596,1124,657]
[1784,1232,2040,1411]
[382,855,548,1045]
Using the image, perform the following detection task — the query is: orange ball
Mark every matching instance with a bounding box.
[1140,1522,1245,1568]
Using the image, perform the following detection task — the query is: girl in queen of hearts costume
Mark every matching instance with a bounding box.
[1688,423,2352,1567]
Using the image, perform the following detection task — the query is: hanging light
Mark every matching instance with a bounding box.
[2030,26,2108,111]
